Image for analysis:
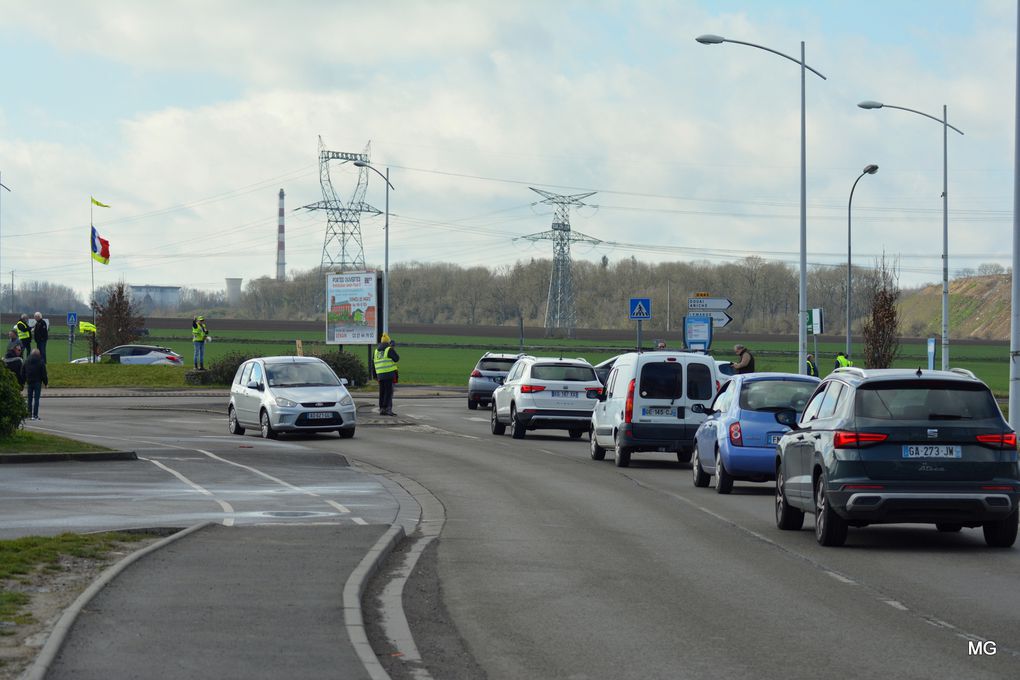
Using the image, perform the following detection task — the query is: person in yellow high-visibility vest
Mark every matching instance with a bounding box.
[191,316,209,370]
[15,314,31,357]
[834,351,853,371]
[374,333,400,416]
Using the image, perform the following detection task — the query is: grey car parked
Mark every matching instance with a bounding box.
[774,367,1019,547]
[228,356,357,439]
[467,352,520,410]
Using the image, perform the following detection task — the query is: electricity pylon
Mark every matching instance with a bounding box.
[299,137,380,272]
[516,188,601,337]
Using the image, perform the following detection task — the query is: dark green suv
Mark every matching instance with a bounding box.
[774,368,1019,547]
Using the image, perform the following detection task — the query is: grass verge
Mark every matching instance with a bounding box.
[0,532,152,630]
[0,431,112,454]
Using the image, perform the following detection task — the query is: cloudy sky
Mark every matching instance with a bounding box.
[0,0,1015,302]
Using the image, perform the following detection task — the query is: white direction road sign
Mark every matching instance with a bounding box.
[706,311,733,327]
[688,297,732,311]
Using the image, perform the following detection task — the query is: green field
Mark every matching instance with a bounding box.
[40,327,1013,397]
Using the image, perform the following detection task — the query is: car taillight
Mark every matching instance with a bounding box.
[470,369,482,378]
[833,431,889,448]
[167,356,180,363]
[624,379,635,424]
[521,384,546,393]
[976,433,1017,449]
[729,422,743,446]
[586,387,603,396]
[982,485,1016,491]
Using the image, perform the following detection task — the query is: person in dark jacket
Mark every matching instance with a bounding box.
[32,312,49,363]
[23,348,48,420]
[3,344,24,389]
[731,344,755,374]
[373,333,400,416]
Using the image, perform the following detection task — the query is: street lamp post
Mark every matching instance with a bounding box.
[847,164,879,358]
[858,100,963,370]
[697,34,826,375]
[352,161,394,335]
[0,173,9,317]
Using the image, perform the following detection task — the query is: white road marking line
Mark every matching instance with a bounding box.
[351,517,368,525]
[465,417,488,422]
[140,457,235,527]
[825,571,858,585]
[883,600,909,611]
[326,500,351,514]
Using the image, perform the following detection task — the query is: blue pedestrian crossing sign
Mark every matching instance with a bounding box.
[67,312,78,328]
[629,298,651,320]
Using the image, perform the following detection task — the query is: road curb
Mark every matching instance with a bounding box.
[0,450,138,464]
[22,522,212,680]
[343,523,406,680]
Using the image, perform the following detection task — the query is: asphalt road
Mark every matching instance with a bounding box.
[12,395,1020,679]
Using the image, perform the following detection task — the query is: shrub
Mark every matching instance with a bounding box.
[204,351,257,385]
[318,350,368,387]
[0,369,28,436]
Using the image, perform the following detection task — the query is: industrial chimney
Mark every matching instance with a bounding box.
[276,188,286,281]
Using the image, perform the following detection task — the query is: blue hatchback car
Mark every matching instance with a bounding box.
[691,373,819,493]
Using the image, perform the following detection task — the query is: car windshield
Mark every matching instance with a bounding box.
[855,380,1001,421]
[478,358,516,372]
[531,364,596,382]
[265,362,340,388]
[739,379,816,412]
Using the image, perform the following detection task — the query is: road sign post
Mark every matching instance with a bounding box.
[686,294,732,351]
[684,315,712,352]
[807,308,823,368]
[629,297,651,349]
[67,312,77,362]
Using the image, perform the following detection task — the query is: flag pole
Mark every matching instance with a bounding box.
[90,197,95,362]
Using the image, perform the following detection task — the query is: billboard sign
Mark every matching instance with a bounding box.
[326,272,378,345]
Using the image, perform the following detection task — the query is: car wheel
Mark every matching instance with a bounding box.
[983,510,1019,548]
[814,472,848,547]
[589,427,606,461]
[260,411,278,440]
[775,464,805,530]
[935,523,962,533]
[676,448,692,465]
[614,431,631,467]
[338,428,355,439]
[691,448,710,488]
[490,404,506,436]
[467,399,478,411]
[568,429,584,440]
[715,449,733,494]
[227,407,245,436]
[510,405,526,439]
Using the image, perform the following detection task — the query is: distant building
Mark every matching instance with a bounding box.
[129,285,181,311]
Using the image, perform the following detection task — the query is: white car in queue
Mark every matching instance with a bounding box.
[228,356,357,439]
[490,356,603,440]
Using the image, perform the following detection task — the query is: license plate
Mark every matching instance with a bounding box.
[643,406,675,417]
[307,412,333,420]
[551,391,576,398]
[902,445,962,458]
[768,433,782,445]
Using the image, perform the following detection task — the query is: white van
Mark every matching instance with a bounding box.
[589,351,720,467]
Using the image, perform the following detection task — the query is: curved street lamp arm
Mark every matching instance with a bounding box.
[722,38,827,80]
[354,162,396,190]
[881,104,965,135]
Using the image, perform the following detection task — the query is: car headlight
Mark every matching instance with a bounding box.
[339,394,353,407]
[275,397,298,408]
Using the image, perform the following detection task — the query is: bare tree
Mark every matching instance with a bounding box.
[860,256,900,368]
[93,282,145,351]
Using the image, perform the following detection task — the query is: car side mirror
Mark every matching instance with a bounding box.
[247,380,264,392]
[775,409,799,429]
[340,378,349,386]
[691,403,713,415]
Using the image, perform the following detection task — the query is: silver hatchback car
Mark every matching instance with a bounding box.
[228,356,357,439]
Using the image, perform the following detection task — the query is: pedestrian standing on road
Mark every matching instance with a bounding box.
[731,344,755,374]
[6,329,20,356]
[23,348,47,420]
[374,333,400,416]
[806,353,819,377]
[15,314,31,357]
[32,312,48,363]
[3,342,24,390]
[191,315,209,370]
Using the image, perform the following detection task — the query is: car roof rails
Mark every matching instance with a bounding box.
[948,367,978,380]
[833,366,866,378]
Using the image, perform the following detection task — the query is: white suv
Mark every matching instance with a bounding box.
[490,356,603,440]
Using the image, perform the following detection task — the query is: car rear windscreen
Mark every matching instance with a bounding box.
[531,364,596,382]
[855,380,1001,420]
[478,358,516,372]
[739,379,815,412]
